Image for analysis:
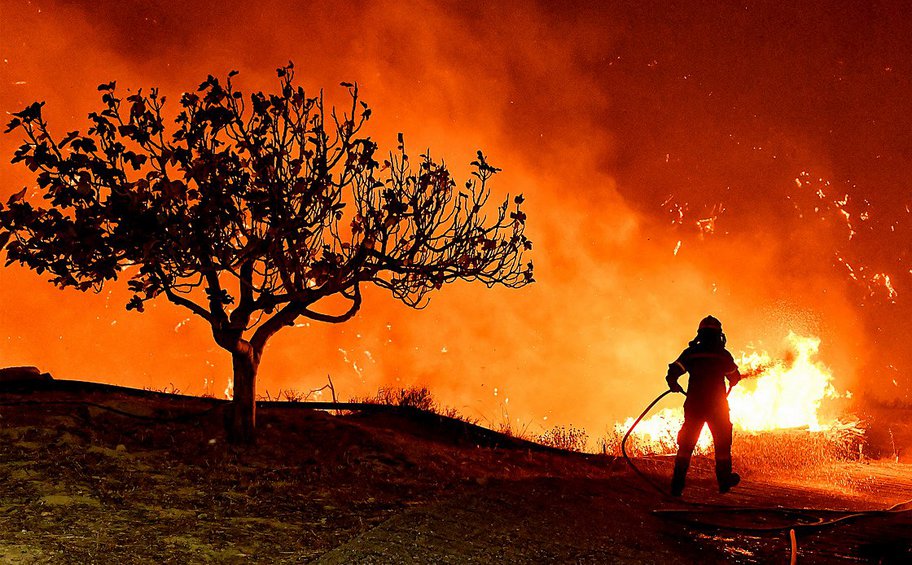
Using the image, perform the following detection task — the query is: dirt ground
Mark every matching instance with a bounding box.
[0,381,910,564]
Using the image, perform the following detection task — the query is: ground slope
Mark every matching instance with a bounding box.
[0,380,909,563]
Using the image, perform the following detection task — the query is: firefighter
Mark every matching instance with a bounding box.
[666,315,741,496]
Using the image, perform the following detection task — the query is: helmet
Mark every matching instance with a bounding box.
[698,315,722,331]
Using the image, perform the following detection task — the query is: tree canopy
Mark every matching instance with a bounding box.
[1,63,533,442]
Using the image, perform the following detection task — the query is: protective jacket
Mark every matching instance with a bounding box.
[666,345,741,410]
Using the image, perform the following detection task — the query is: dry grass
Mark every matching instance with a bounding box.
[352,385,439,411]
[733,423,864,471]
[598,426,676,457]
[599,421,865,474]
[537,425,589,452]
[260,375,339,403]
[260,388,316,402]
[475,402,536,442]
[350,385,479,425]
[141,383,182,395]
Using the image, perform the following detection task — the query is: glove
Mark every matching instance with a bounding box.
[728,373,741,387]
[667,380,684,394]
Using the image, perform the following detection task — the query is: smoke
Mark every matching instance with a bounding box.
[0,1,908,436]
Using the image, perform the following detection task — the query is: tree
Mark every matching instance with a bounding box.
[0,63,533,443]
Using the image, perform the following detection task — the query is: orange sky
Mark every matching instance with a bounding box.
[1,1,909,435]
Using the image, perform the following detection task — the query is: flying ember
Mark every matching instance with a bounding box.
[616,333,850,454]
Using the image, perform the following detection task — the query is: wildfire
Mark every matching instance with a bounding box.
[616,333,849,454]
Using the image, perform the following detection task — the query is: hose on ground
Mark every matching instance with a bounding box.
[620,389,678,497]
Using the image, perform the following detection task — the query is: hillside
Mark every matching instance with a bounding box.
[0,377,910,563]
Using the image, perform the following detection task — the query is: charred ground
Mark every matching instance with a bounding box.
[0,378,909,564]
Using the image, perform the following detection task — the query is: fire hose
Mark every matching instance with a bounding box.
[621,388,912,534]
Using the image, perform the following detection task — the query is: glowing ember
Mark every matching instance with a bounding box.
[616,333,849,454]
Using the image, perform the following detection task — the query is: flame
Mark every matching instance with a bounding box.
[617,333,847,454]
[730,333,841,432]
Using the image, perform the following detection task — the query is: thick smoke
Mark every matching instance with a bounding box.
[0,2,908,436]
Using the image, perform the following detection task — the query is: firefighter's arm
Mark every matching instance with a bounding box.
[726,360,741,388]
[666,359,686,393]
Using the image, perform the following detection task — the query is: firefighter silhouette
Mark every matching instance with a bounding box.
[666,315,741,496]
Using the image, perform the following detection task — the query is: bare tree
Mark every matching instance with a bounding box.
[0,63,533,443]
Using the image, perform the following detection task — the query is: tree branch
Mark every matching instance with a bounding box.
[301,283,362,323]
[228,258,256,329]
[161,285,212,323]
[249,301,303,353]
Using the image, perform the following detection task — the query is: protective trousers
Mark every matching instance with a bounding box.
[671,400,733,495]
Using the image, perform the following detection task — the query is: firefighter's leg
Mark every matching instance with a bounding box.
[672,413,704,496]
[708,406,739,493]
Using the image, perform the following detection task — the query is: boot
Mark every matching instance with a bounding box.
[722,472,741,493]
[716,458,740,494]
[671,455,690,496]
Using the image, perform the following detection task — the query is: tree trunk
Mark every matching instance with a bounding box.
[227,348,259,445]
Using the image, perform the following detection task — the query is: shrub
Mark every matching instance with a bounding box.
[537,425,589,452]
[353,385,438,412]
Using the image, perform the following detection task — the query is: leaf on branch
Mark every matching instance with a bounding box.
[12,101,45,122]
[122,151,147,170]
[205,286,234,306]
[0,231,11,252]
[350,214,364,234]
[198,75,217,91]
[3,117,21,133]
[59,130,80,148]
[180,92,200,106]
[71,137,98,153]
[126,295,145,312]
[7,188,27,205]
[510,210,527,223]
